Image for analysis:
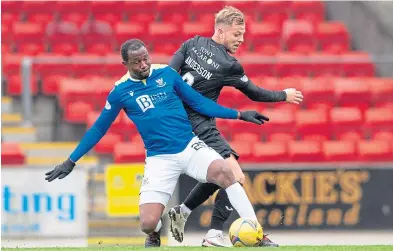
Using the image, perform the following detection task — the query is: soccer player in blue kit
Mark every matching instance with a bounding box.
[45,39,270,247]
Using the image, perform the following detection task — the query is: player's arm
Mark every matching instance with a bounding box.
[45,88,123,182]
[172,69,269,124]
[224,62,302,104]
[168,38,192,71]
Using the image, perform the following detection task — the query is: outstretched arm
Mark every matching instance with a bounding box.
[173,72,269,124]
[222,62,302,104]
[45,87,123,182]
[69,89,123,163]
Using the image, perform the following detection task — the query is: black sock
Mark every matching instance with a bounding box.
[184,182,220,211]
[210,188,233,231]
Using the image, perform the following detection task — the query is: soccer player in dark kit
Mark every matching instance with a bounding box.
[168,6,303,247]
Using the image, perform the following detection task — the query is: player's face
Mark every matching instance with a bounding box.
[123,46,151,80]
[223,24,245,54]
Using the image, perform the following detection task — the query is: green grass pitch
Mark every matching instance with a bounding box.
[2,246,392,251]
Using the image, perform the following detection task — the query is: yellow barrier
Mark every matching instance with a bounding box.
[105,163,145,217]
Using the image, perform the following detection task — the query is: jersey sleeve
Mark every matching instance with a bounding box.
[69,87,123,162]
[169,38,193,71]
[171,69,238,119]
[222,62,287,102]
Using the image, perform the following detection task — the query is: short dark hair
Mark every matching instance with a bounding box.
[120,39,146,62]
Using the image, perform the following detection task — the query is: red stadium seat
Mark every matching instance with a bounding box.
[276,53,310,77]
[1,143,25,165]
[309,52,342,77]
[182,22,213,40]
[114,142,146,163]
[258,1,291,27]
[23,1,56,26]
[152,42,180,55]
[278,76,307,90]
[94,133,122,154]
[2,13,20,31]
[303,77,335,106]
[240,53,276,77]
[341,52,375,77]
[6,74,38,96]
[282,20,316,54]
[64,101,94,124]
[232,132,261,142]
[372,131,393,142]
[2,54,25,75]
[262,108,295,135]
[364,108,393,133]
[91,1,125,27]
[56,1,92,27]
[247,22,281,55]
[337,131,363,143]
[149,22,182,43]
[157,1,190,23]
[123,0,157,16]
[291,1,325,25]
[303,134,329,142]
[357,140,392,161]
[71,54,107,78]
[13,22,45,55]
[268,132,296,142]
[330,107,363,136]
[323,140,356,162]
[224,1,258,20]
[295,109,331,138]
[253,141,289,162]
[334,78,371,111]
[114,23,150,47]
[81,20,114,55]
[367,78,393,105]
[1,1,21,14]
[190,1,224,22]
[316,22,350,54]
[228,141,254,163]
[288,140,324,162]
[46,21,80,55]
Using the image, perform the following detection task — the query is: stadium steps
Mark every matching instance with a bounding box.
[20,141,78,157]
[2,96,12,113]
[2,113,22,126]
[1,126,37,142]
[26,156,98,166]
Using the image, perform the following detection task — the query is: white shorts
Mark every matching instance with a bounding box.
[139,136,223,206]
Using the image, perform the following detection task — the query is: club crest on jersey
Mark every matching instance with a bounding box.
[156,78,166,87]
[129,91,134,97]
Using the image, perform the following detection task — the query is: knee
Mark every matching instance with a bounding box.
[215,166,236,189]
[140,216,159,234]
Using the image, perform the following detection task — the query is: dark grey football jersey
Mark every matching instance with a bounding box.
[169,36,251,128]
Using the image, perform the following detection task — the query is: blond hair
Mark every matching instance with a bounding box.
[215,6,245,27]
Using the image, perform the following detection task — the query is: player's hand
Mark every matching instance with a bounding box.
[284,88,303,104]
[45,158,75,182]
[239,111,269,125]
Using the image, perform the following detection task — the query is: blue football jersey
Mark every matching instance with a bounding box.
[69,64,238,162]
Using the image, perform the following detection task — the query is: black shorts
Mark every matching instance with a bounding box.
[192,120,239,160]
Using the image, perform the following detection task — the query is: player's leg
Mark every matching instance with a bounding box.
[139,192,169,247]
[208,154,278,247]
[181,138,258,245]
[140,155,182,247]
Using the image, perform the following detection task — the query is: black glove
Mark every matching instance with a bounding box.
[239,111,269,125]
[45,158,75,182]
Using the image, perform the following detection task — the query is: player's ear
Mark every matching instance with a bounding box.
[122,61,127,66]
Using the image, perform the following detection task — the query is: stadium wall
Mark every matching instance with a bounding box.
[326,1,393,77]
